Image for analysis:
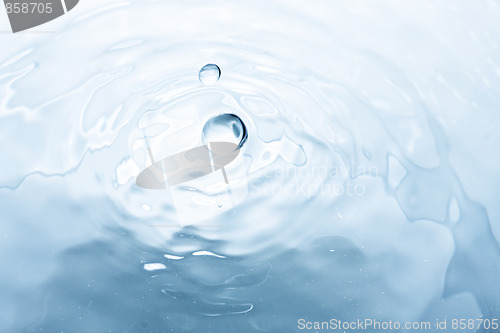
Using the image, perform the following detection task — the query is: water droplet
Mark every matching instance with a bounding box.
[199,64,221,85]
[202,113,247,149]
[216,193,223,208]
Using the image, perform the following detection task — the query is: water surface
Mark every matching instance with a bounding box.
[1,0,500,332]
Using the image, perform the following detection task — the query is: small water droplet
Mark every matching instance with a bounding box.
[202,113,248,149]
[199,64,221,85]
[217,193,223,208]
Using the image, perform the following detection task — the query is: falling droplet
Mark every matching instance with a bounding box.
[217,193,223,208]
[199,64,221,85]
[202,113,247,149]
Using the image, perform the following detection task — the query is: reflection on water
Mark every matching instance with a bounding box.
[0,0,500,331]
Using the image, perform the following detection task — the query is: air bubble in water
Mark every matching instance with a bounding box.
[202,113,247,149]
[198,64,221,85]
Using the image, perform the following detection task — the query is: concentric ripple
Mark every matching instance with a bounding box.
[0,0,499,332]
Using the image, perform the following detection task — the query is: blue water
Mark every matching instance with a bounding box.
[1,0,500,332]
